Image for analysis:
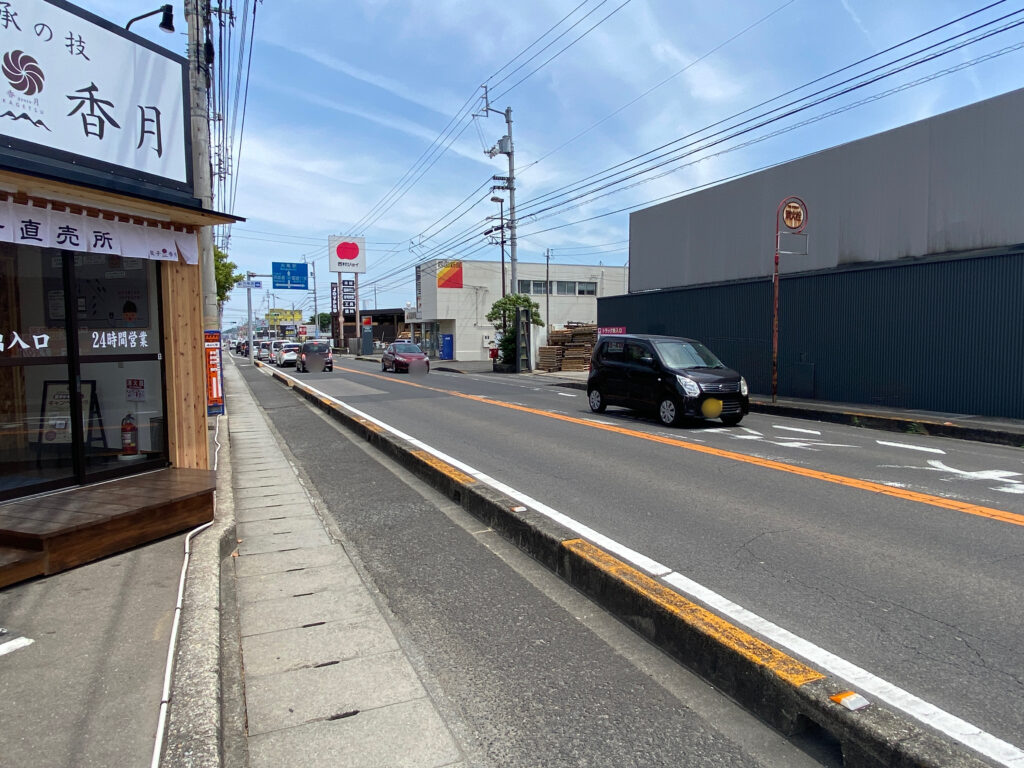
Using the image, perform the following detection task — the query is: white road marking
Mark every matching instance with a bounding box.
[286,375,1024,766]
[773,425,821,435]
[741,427,762,435]
[0,637,34,656]
[769,440,856,450]
[661,573,1024,767]
[557,392,577,397]
[877,440,945,454]
[994,485,1024,494]
[883,460,1024,496]
[926,460,1022,482]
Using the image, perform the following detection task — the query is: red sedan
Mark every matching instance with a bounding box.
[381,342,430,374]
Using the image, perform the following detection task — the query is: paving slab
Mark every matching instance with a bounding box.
[246,699,462,768]
[232,493,298,510]
[239,615,399,677]
[244,650,426,735]
[235,486,304,503]
[236,516,327,539]
[238,586,380,637]
[237,526,332,555]
[235,502,312,523]
[236,561,362,602]
[232,545,344,578]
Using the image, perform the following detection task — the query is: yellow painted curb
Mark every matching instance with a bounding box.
[562,539,824,688]
[411,450,477,486]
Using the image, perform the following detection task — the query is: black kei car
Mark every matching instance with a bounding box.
[587,334,749,427]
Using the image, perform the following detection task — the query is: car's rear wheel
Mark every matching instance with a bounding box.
[721,413,743,426]
[588,388,606,413]
[658,397,681,426]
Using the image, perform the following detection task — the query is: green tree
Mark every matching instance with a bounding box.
[307,312,332,332]
[215,245,244,305]
[485,293,544,364]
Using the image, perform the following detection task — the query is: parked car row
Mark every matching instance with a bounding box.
[230,338,333,373]
[235,332,747,429]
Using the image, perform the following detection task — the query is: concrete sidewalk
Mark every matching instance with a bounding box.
[210,360,462,768]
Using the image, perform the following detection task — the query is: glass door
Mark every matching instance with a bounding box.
[0,243,77,499]
[0,244,168,501]
[69,252,167,480]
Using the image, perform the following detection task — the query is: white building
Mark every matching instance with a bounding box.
[408,259,628,363]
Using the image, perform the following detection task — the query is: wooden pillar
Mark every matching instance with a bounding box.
[162,258,210,469]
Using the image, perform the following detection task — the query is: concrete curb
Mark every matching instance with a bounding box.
[262,363,991,768]
[161,417,238,768]
[748,400,1024,448]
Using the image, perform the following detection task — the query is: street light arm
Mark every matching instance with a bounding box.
[126,5,174,32]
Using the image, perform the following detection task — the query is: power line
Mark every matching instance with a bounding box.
[491,0,635,102]
[341,0,642,240]
[511,8,1024,225]
[519,0,800,174]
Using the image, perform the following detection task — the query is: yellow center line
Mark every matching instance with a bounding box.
[336,364,1024,527]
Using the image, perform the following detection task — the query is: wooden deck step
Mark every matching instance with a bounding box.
[0,546,46,589]
[0,468,215,588]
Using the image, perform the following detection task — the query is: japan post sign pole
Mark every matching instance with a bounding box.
[205,330,225,415]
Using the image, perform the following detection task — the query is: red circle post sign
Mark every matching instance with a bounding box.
[327,236,366,273]
[336,240,360,260]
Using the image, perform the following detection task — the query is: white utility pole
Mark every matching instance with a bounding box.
[545,248,550,345]
[185,0,218,333]
[479,86,517,292]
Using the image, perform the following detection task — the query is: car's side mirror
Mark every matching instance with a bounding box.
[640,355,654,366]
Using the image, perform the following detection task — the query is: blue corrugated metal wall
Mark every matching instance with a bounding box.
[599,251,1024,418]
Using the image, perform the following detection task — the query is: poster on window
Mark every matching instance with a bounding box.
[42,252,150,328]
[37,379,95,445]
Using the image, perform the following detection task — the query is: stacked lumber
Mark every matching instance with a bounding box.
[540,323,598,372]
[569,324,598,347]
[561,343,592,371]
[537,346,564,372]
[547,328,573,346]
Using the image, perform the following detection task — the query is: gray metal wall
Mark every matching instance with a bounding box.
[629,88,1024,292]
[599,250,1024,419]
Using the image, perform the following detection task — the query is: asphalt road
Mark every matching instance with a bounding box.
[237,360,834,768]
[251,355,1024,763]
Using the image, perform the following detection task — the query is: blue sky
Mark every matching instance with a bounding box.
[83,1,1024,329]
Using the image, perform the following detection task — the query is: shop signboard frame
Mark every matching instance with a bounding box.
[0,0,195,206]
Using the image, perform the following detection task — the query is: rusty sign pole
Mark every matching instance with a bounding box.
[772,196,808,404]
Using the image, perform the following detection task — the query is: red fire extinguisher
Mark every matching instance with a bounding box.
[121,413,138,455]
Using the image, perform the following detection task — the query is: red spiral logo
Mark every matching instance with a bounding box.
[3,50,44,96]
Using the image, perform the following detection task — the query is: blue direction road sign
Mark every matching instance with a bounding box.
[271,262,309,290]
[238,280,262,289]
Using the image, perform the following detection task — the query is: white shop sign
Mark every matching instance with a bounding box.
[0,0,188,183]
